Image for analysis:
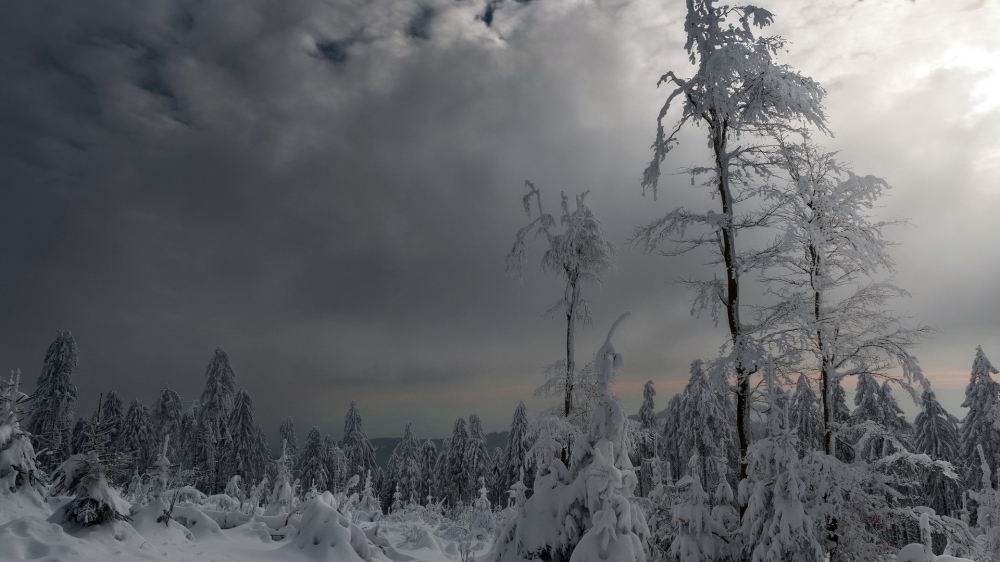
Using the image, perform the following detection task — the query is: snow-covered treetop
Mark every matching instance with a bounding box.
[199,347,237,426]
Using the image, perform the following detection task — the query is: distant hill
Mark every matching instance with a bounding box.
[370,430,509,469]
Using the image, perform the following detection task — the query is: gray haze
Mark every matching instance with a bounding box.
[1,0,998,439]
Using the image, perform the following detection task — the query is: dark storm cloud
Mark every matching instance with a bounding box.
[1,0,998,437]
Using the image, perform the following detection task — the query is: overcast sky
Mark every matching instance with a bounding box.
[1,0,998,439]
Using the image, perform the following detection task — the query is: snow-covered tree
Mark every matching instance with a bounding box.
[299,426,328,492]
[324,435,348,492]
[442,417,471,507]
[342,400,379,487]
[71,417,91,455]
[197,347,238,492]
[675,360,738,504]
[670,456,728,562]
[637,0,826,486]
[267,438,295,515]
[100,390,124,445]
[279,416,299,469]
[501,401,533,496]
[418,439,438,503]
[660,393,684,482]
[960,346,1000,491]
[789,374,823,457]
[147,434,171,500]
[28,331,79,470]
[741,397,823,562]
[0,370,44,496]
[768,133,930,457]
[225,389,270,486]
[914,389,961,517]
[635,380,659,497]
[49,450,131,527]
[507,181,615,419]
[498,313,648,562]
[465,413,491,501]
[118,399,154,477]
[387,422,422,504]
[151,386,183,460]
[850,374,912,462]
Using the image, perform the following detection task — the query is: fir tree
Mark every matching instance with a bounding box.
[418,439,438,503]
[279,416,299,468]
[342,400,379,486]
[119,399,154,477]
[914,389,961,517]
[0,370,44,495]
[388,422,422,505]
[225,389,269,486]
[324,435,347,492]
[27,331,79,470]
[71,417,91,456]
[660,393,684,482]
[442,417,471,506]
[299,426,328,492]
[635,380,659,496]
[197,347,238,492]
[465,413,490,502]
[100,390,124,444]
[670,456,727,562]
[501,401,533,495]
[960,346,1000,491]
[151,386,183,460]
[789,374,824,457]
[676,360,738,504]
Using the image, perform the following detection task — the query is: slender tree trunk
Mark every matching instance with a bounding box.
[710,117,750,513]
[565,272,579,419]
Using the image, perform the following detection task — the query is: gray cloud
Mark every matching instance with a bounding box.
[1,0,998,438]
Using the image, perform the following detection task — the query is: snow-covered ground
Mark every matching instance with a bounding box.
[0,490,497,562]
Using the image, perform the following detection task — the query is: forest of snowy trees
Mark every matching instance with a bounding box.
[0,1,997,562]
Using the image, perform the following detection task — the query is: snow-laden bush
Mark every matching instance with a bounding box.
[0,370,45,498]
[49,451,131,527]
[281,491,372,562]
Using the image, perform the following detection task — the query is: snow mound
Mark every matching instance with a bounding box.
[897,544,975,562]
[0,489,51,526]
[282,493,372,561]
[0,517,82,561]
[129,497,194,543]
[171,504,225,540]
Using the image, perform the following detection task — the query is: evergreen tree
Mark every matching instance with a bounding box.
[279,416,299,469]
[178,402,198,468]
[914,389,961,517]
[299,426,328,492]
[418,439,438,503]
[267,438,294,514]
[151,386,183,460]
[789,374,824,457]
[225,389,269,485]
[0,370,44,495]
[27,331,79,470]
[465,413,490,502]
[342,400,378,486]
[100,390,124,445]
[850,373,912,462]
[635,380,659,497]
[324,435,347,492]
[501,401,533,495]
[660,393,684,482]
[387,422,422,504]
[961,346,1000,491]
[676,360,738,504]
[670,456,727,562]
[119,399,153,477]
[71,417,91,456]
[197,347,238,492]
[442,417,471,506]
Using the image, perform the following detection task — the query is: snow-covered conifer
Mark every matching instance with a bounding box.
[789,374,824,457]
[151,386,183,460]
[387,422,422,504]
[197,347,238,492]
[119,399,154,477]
[49,450,131,527]
[676,360,738,504]
[299,426,328,492]
[100,390,124,445]
[670,456,728,562]
[961,346,1000,490]
[324,435,347,492]
[225,389,269,485]
[267,438,295,514]
[501,401,532,495]
[914,389,961,517]
[465,413,490,501]
[27,331,79,469]
[418,439,438,503]
[507,182,615,419]
[850,374,912,461]
[342,400,379,486]
[660,393,683,482]
[147,435,171,500]
[279,416,299,468]
[0,370,44,495]
[635,380,658,496]
[442,417,471,506]
[71,417,91,455]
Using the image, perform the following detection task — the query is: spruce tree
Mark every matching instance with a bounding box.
[324,435,347,492]
[100,390,124,445]
[151,386,183,460]
[914,389,961,517]
[299,426,328,492]
[27,331,79,470]
[501,401,532,495]
[636,380,659,496]
[197,347,238,492]
[789,374,824,457]
[961,346,1000,490]
[0,370,44,495]
[119,399,153,477]
[388,422,422,504]
[676,360,738,504]
[418,440,438,503]
[660,393,683,482]
[225,389,269,486]
[279,416,299,468]
[465,413,490,502]
[342,400,378,486]
[442,417,470,506]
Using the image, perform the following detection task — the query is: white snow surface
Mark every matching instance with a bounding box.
[0,491,498,562]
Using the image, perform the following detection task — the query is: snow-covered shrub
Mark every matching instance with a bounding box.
[281,491,372,562]
[0,370,45,497]
[49,451,131,527]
